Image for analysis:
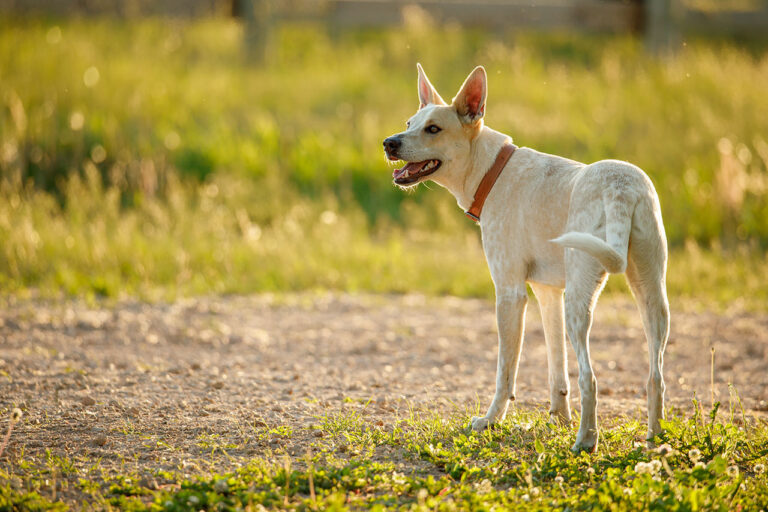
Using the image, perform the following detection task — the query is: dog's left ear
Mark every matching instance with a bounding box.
[453,66,487,124]
[417,63,446,109]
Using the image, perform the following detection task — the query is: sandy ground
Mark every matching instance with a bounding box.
[1,293,767,500]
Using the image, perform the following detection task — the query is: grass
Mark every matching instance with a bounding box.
[0,169,766,308]
[1,17,768,305]
[1,402,767,510]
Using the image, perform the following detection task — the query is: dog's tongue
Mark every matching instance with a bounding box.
[393,161,425,179]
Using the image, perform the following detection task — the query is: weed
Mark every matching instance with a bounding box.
[0,408,22,458]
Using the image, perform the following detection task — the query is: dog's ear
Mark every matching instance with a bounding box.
[417,63,445,109]
[453,66,487,124]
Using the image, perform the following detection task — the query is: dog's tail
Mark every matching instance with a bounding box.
[551,204,632,274]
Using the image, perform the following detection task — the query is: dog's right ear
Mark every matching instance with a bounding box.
[417,63,445,109]
[453,66,487,124]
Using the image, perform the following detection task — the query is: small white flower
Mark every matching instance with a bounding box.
[649,459,662,474]
[656,444,673,457]
[530,487,541,497]
[10,409,22,423]
[754,463,765,475]
[634,462,650,474]
[586,467,595,476]
[537,453,546,464]
[188,495,200,506]
[475,479,493,494]
[554,475,564,484]
[688,448,701,462]
[727,465,739,478]
[693,461,706,470]
[521,494,530,502]
[623,488,632,496]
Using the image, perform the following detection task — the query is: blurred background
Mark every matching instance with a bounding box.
[0,0,766,305]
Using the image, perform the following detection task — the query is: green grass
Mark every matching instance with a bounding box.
[2,403,767,510]
[0,169,766,307]
[0,17,767,305]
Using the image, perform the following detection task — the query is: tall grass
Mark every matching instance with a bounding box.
[0,17,767,304]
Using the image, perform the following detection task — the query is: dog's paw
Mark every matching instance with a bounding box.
[645,430,664,449]
[570,441,597,454]
[571,428,598,453]
[548,410,571,426]
[468,416,493,432]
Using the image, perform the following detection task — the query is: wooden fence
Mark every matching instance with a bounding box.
[2,0,767,41]
[298,0,644,33]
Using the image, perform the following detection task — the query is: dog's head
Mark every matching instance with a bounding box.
[383,64,487,187]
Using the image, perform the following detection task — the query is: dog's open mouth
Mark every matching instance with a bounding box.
[392,159,442,185]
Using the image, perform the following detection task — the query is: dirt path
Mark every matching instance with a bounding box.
[1,293,767,499]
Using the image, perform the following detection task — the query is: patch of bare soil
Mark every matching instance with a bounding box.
[1,293,766,499]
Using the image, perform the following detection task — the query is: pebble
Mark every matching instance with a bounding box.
[81,396,96,406]
[140,476,159,490]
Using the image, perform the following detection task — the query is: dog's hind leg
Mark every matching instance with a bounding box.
[626,239,670,445]
[564,251,608,453]
[530,283,571,424]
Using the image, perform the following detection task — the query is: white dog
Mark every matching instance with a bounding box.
[383,64,669,452]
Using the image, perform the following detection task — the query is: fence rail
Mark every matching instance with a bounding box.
[309,0,643,32]
[2,0,768,39]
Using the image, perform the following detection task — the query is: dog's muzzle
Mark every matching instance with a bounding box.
[383,135,442,185]
[383,136,402,161]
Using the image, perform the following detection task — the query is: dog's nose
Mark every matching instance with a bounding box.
[383,137,401,154]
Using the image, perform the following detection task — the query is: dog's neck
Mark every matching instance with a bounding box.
[430,127,513,212]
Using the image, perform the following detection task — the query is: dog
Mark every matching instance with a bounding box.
[383,64,669,452]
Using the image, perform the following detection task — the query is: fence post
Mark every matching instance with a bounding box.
[645,0,678,55]
[240,0,271,63]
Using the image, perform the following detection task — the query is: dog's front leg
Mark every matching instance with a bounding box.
[471,286,527,432]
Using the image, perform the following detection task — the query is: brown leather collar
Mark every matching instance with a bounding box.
[465,142,517,222]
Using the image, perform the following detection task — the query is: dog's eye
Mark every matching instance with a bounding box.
[426,125,441,134]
